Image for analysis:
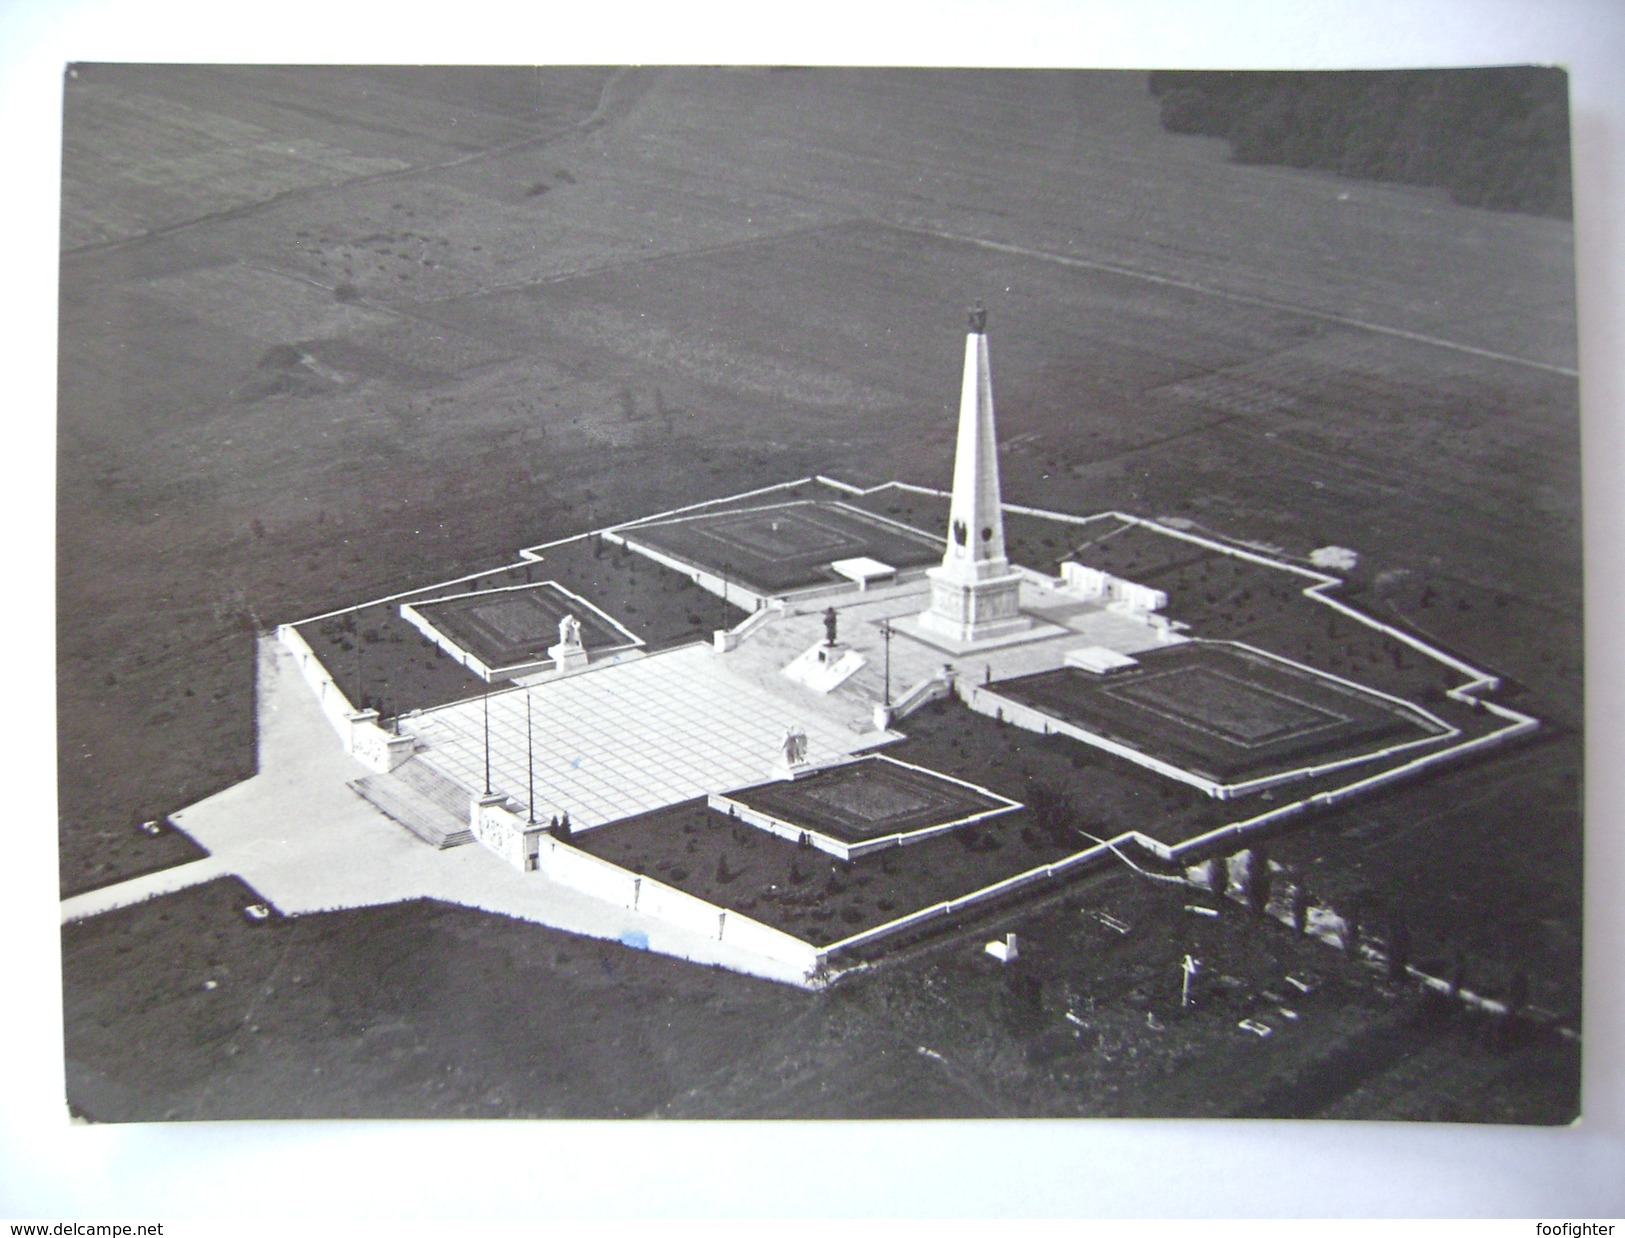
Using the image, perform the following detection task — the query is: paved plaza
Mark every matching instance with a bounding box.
[401,571,1178,833]
[63,637,810,985]
[408,643,877,831]
[719,576,1171,721]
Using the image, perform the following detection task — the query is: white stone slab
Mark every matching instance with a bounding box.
[781,641,867,693]
[1064,645,1140,674]
[830,556,896,589]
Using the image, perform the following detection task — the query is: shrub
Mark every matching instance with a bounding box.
[1289,884,1310,934]
[1386,912,1413,980]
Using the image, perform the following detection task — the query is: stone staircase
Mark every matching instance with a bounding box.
[350,758,476,849]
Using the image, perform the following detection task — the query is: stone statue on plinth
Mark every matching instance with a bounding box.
[776,725,810,779]
[549,612,589,674]
[783,726,808,766]
[823,606,838,647]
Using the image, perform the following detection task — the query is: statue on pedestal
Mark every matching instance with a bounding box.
[823,606,838,647]
[558,613,583,649]
[781,725,809,769]
[549,612,589,673]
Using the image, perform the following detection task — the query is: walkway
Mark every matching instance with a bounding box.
[59,636,809,986]
[59,857,229,922]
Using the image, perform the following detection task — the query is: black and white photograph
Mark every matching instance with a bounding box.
[7,0,1625,1221]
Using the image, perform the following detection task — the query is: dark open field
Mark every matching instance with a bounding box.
[57,67,1581,1122]
[61,870,1577,1123]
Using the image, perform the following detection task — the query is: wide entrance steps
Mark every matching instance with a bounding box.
[350,758,476,849]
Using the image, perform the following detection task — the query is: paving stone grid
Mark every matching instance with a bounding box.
[623,501,942,595]
[409,644,866,831]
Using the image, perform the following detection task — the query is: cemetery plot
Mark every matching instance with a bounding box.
[622,501,942,595]
[993,642,1449,785]
[406,581,637,671]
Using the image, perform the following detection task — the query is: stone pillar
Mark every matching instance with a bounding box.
[345,709,380,756]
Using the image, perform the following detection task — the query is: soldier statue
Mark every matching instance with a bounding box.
[782,726,809,768]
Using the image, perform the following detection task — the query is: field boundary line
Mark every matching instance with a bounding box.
[903,226,1578,378]
[62,68,644,261]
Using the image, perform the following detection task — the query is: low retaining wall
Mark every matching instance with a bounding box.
[965,636,1473,803]
[817,839,1119,960]
[891,670,955,719]
[528,823,1118,986]
[399,581,641,683]
[1059,561,1167,612]
[706,791,1016,862]
[276,625,413,773]
[960,679,1229,798]
[1161,702,1539,862]
[714,602,780,652]
[607,531,775,614]
[532,836,821,979]
[399,603,500,681]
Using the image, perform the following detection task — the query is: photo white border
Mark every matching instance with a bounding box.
[4,0,1621,1219]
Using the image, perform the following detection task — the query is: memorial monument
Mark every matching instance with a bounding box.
[918,305,1034,645]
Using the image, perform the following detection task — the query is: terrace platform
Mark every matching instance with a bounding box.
[988,641,1453,797]
[710,754,1020,860]
[619,500,941,597]
[401,580,639,681]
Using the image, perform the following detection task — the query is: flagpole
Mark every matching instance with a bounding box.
[882,618,892,707]
[526,690,535,824]
[483,688,492,795]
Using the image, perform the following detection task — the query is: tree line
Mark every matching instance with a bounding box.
[1148,67,1572,219]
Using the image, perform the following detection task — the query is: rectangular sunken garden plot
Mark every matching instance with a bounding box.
[710,755,1021,859]
[621,501,942,595]
[573,796,1087,949]
[992,641,1451,793]
[401,581,639,679]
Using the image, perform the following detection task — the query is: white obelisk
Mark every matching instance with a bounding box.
[918,305,1031,645]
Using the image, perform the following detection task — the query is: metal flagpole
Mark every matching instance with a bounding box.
[354,601,366,712]
[526,690,535,824]
[882,618,892,707]
[483,689,492,795]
